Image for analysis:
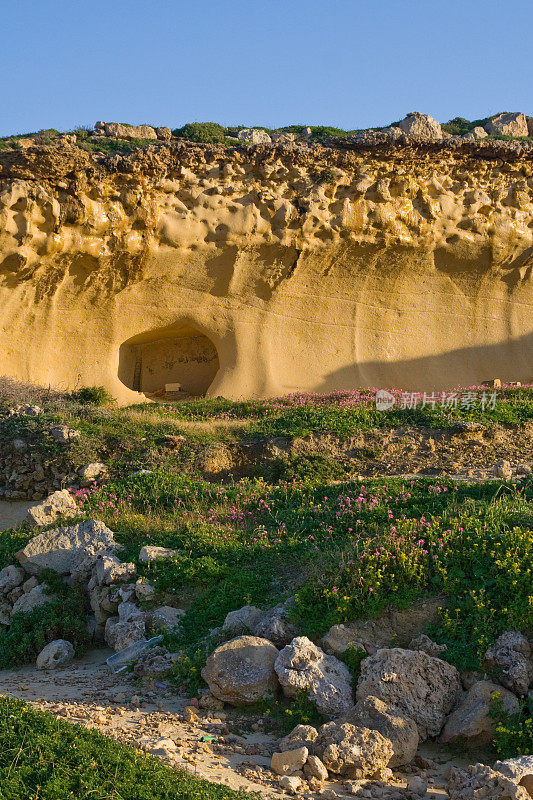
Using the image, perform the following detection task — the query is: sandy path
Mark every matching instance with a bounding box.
[0,500,34,531]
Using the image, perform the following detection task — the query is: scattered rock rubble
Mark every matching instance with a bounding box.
[0,513,532,798]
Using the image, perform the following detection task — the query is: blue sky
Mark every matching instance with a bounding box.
[2,0,532,137]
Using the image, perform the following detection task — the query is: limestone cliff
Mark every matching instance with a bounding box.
[1,138,532,401]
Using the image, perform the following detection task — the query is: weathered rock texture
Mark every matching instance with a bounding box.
[440,680,519,745]
[356,648,461,740]
[342,695,419,766]
[15,519,118,575]
[1,138,533,401]
[313,722,393,778]
[201,635,280,704]
[275,636,354,717]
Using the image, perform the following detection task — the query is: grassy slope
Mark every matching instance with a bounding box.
[0,385,532,764]
[1,386,532,673]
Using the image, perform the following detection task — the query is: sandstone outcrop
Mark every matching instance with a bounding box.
[397,112,442,140]
[1,137,532,400]
[485,112,529,138]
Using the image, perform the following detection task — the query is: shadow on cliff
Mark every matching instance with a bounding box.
[316,330,533,392]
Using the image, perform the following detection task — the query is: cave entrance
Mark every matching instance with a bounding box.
[118,324,220,399]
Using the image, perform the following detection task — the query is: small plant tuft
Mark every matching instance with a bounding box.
[71,385,115,406]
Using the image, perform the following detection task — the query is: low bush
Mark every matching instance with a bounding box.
[0,572,89,669]
[173,122,226,143]
[268,453,346,484]
[250,689,325,733]
[71,385,115,406]
[491,694,533,758]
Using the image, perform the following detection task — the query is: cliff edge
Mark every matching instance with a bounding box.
[1,137,532,401]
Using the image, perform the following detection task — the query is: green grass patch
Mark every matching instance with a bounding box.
[75,470,533,676]
[0,697,253,799]
[0,571,89,669]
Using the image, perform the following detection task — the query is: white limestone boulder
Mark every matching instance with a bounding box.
[275,636,354,717]
[25,490,78,527]
[201,635,279,704]
[36,639,75,669]
[16,519,118,576]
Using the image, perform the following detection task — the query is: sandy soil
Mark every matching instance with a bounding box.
[0,500,34,531]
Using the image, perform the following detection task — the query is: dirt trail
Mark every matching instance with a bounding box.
[0,500,34,531]
[0,648,464,799]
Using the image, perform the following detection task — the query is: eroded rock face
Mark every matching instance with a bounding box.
[1,141,532,401]
[201,635,279,704]
[485,112,529,138]
[447,763,530,800]
[275,636,354,717]
[397,112,442,140]
[343,694,418,767]
[356,648,461,740]
[237,128,272,144]
[95,122,158,140]
[313,722,393,778]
